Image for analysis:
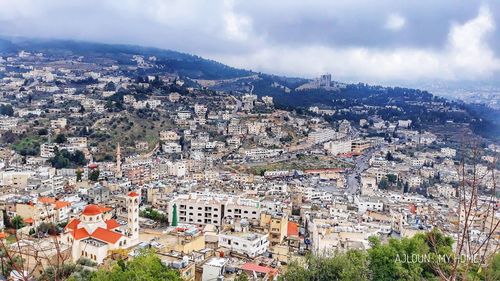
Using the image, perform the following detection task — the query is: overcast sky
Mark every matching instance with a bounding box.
[0,0,499,84]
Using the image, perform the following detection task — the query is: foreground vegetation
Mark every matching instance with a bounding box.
[280,229,499,281]
[30,230,498,281]
[38,251,181,281]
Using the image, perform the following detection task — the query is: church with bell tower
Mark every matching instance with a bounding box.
[63,191,141,264]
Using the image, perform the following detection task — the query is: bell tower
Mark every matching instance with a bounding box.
[127,191,140,241]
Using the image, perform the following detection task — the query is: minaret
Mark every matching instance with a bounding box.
[115,143,122,179]
[127,191,140,241]
[171,203,178,227]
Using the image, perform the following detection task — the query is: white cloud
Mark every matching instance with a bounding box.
[0,1,498,83]
[385,13,406,31]
[211,5,500,82]
[223,0,252,41]
[447,6,498,77]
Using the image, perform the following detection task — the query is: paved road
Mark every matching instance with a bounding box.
[232,96,242,113]
[345,144,386,195]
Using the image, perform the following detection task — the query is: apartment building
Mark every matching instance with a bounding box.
[218,232,269,258]
[168,193,261,227]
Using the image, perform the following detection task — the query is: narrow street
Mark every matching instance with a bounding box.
[345,144,386,195]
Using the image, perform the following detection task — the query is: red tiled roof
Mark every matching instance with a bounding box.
[65,219,81,231]
[82,204,102,216]
[98,206,113,213]
[23,218,34,224]
[55,201,71,209]
[303,168,344,173]
[0,233,7,239]
[91,227,122,244]
[128,191,139,197]
[409,204,417,214]
[38,197,56,204]
[72,228,90,240]
[287,221,299,237]
[240,263,278,275]
[105,219,120,230]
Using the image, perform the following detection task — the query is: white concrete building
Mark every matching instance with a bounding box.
[218,232,269,258]
[50,118,67,129]
[168,193,261,227]
[324,139,352,155]
[308,128,339,145]
[162,142,182,154]
[202,258,226,281]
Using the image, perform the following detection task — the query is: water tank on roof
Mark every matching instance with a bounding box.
[182,256,189,267]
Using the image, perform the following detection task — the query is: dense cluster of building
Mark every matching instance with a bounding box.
[0,50,498,280]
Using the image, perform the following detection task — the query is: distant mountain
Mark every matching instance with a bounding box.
[0,38,19,53]
[0,36,253,80]
[0,37,498,141]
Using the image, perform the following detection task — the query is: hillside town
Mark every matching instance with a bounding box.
[0,49,498,281]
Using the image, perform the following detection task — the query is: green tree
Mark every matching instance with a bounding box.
[91,251,182,281]
[368,235,429,280]
[40,262,95,281]
[279,230,474,281]
[1,254,23,277]
[234,274,249,281]
[36,222,59,235]
[386,151,394,161]
[49,149,87,169]
[89,169,100,182]
[403,182,410,193]
[12,136,41,156]
[76,169,83,182]
[104,81,116,91]
[378,178,389,190]
[279,250,370,281]
[140,208,168,224]
[0,104,14,116]
[483,253,500,281]
[55,133,67,144]
[11,215,25,229]
[38,128,49,135]
[367,229,456,281]
[386,174,397,184]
